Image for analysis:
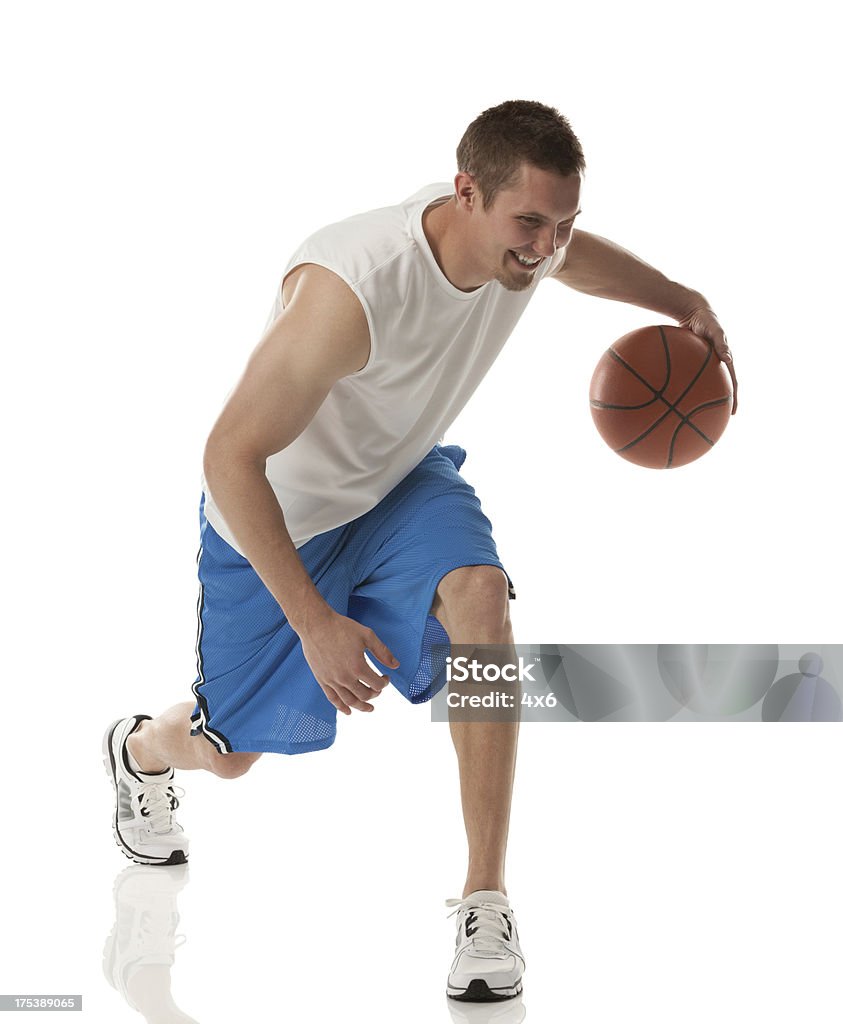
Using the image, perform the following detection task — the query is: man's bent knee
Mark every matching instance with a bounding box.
[204,748,262,780]
[430,564,512,638]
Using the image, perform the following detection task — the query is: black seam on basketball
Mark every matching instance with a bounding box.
[606,331,712,406]
[666,422,706,467]
[606,335,722,456]
[687,395,732,421]
[617,399,715,455]
[667,395,733,468]
[672,341,713,410]
[666,395,733,463]
[606,325,673,397]
[615,406,674,452]
[606,349,667,402]
[666,394,732,465]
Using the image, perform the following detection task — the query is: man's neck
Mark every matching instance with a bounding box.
[422,198,485,293]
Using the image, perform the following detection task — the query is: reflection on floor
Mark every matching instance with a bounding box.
[103,863,199,1023]
[102,862,528,1023]
[446,992,526,1023]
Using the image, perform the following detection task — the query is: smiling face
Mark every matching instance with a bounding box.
[466,163,583,292]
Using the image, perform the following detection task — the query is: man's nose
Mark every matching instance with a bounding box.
[536,226,558,257]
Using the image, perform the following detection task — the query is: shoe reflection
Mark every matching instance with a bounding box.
[446,993,526,1023]
[103,862,526,1023]
[103,863,199,1023]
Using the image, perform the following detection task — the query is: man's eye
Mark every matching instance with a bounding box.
[519,217,538,225]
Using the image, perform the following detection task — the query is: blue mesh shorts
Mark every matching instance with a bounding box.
[188,443,514,755]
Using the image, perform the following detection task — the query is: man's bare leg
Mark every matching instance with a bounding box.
[126,702,261,780]
[431,566,519,899]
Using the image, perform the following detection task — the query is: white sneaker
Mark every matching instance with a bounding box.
[446,890,525,1001]
[103,716,189,866]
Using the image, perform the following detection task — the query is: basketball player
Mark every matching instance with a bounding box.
[103,100,737,1003]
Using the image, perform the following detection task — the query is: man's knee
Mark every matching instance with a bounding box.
[430,564,512,632]
[203,747,262,780]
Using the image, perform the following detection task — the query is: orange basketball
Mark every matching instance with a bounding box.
[589,325,733,469]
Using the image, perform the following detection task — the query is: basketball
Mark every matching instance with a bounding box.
[589,325,733,469]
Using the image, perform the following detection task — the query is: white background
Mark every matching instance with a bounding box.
[2,1,840,1021]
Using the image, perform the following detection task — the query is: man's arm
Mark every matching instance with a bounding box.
[550,228,704,320]
[202,264,399,714]
[550,228,737,413]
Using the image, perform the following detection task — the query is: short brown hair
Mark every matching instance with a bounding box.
[456,100,586,210]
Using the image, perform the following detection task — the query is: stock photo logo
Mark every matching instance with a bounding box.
[431,646,843,722]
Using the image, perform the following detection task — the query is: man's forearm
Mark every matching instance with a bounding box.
[202,449,330,634]
[556,228,709,322]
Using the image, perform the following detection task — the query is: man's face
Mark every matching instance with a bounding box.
[469,164,582,292]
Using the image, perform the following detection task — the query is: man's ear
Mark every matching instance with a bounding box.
[454,171,479,212]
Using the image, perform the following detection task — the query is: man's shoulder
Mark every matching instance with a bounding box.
[285,184,449,285]
[319,182,450,239]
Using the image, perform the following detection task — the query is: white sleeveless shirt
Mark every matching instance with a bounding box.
[201,183,566,553]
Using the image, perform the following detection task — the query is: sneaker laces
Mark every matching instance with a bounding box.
[137,781,185,834]
[446,896,513,953]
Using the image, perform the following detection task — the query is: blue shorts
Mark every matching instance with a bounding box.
[189,444,514,755]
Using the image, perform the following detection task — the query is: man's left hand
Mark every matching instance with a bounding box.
[678,306,738,415]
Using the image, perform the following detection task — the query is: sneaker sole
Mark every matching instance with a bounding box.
[446,978,523,1001]
[102,718,188,867]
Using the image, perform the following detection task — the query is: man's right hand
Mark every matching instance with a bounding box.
[297,607,400,715]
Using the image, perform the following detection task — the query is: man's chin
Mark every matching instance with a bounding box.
[495,270,534,293]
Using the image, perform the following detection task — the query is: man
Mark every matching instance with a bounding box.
[103,99,737,1003]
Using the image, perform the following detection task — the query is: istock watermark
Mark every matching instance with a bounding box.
[446,654,540,684]
[429,645,843,723]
